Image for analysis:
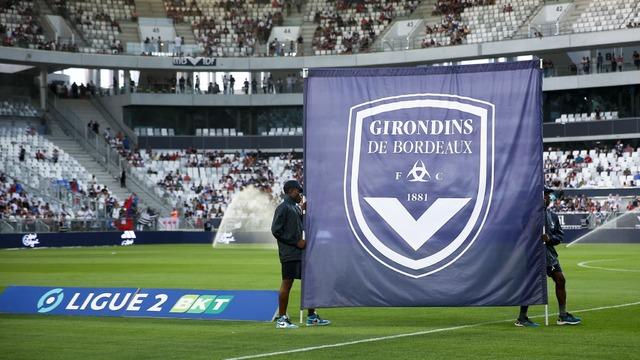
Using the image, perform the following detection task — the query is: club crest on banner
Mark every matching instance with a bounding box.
[343,94,495,278]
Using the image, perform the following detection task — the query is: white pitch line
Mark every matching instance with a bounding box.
[578,259,640,273]
[225,300,640,360]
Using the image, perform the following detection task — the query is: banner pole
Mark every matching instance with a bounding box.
[545,304,549,326]
[300,309,303,324]
[543,188,548,326]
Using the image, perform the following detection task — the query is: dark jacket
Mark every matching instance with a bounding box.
[271,195,303,263]
[544,209,563,267]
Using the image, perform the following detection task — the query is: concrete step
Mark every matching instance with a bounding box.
[36,0,89,46]
[135,0,168,18]
[559,0,592,32]
[301,23,316,56]
[119,21,141,44]
[47,101,172,215]
[45,136,130,200]
[283,14,304,26]
[174,23,197,45]
[409,0,438,20]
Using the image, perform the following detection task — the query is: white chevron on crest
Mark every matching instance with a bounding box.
[364,197,471,251]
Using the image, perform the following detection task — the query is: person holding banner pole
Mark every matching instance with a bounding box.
[271,180,331,329]
[516,187,582,327]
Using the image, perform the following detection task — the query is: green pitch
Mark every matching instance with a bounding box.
[0,243,639,360]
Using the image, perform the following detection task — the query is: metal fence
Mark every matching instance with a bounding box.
[0,217,159,234]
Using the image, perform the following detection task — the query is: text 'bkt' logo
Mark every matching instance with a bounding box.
[344,94,495,278]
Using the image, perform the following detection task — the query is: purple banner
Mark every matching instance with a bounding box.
[302,62,547,307]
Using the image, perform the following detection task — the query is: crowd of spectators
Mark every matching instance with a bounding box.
[545,142,640,189]
[541,58,555,77]
[568,51,633,75]
[420,0,495,48]
[165,0,200,23]
[47,0,134,54]
[164,0,283,57]
[268,36,301,56]
[115,145,303,222]
[548,194,623,213]
[49,81,98,98]
[0,172,57,221]
[0,171,143,232]
[311,0,416,54]
[626,21,640,29]
[0,0,49,48]
[421,13,470,48]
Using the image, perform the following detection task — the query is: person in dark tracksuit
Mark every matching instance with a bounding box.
[271,180,330,329]
[516,187,582,327]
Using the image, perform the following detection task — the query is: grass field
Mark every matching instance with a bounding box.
[0,243,639,360]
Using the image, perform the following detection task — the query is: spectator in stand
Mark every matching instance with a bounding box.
[179,76,186,93]
[121,168,126,188]
[581,57,590,74]
[243,78,250,94]
[174,34,182,56]
[617,53,624,72]
[633,50,640,70]
[223,75,229,94]
[615,140,624,157]
[296,35,303,55]
[229,75,235,94]
[136,207,157,231]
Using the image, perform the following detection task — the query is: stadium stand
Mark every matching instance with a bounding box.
[0,126,121,200]
[2,0,639,56]
[47,0,136,53]
[544,143,640,189]
[307,0,419,55]
[0,126,154,232]
[261,127,302,136]
[418,0,542,47]
[554,111,619,123]
[547,193,639,213]
[0,0,49,48]
[194,128,244,136]
[0,100,40,117]
[118,148,302,221]
[572,0,636,33]
[628,6,640,28]
[135,127,177,136]
[103,139,640,222]
[166,0,284,57]
[462,0,541,44]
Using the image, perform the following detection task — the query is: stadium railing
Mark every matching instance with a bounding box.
[47,95,173,215]
[543,117,640,138]
[0,217,158,234]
